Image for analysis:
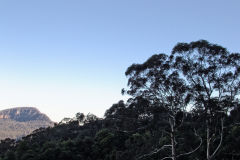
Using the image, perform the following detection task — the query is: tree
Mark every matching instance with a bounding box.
[104,100,150,132]
[104,100,136,131]
[4,151,16,160]
[75,112,85,125]
[123,54,201,160]
[170,40,240,160]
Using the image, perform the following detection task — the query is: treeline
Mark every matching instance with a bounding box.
[0,40,240,160]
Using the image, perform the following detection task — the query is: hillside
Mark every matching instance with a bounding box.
[0,40,239,160]
[0,107,53,140]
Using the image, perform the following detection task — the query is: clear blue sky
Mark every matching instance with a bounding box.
[0,0,239,122]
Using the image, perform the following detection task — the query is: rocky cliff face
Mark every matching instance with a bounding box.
[0,107,54,140]
[0,107,51,122]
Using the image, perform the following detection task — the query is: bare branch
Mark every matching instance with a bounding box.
[177,129,203,158]
[209,118,224,159]
[160,157,172,160]
[137,145,172,160]
[200,75,211,99]
[176,111,185,130]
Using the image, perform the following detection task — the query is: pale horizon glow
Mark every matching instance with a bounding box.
[0,81,129,122]
[0,0,240,122]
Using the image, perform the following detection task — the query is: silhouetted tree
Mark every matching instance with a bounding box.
[171,40,240,160]
[75,112,85,124]
[124,54,201,160]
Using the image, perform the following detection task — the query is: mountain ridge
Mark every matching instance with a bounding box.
[0,107,54,140]
[0,107,52,122]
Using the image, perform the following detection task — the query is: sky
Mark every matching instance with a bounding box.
[0,0,239,122]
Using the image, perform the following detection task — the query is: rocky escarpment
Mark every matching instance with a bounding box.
[0,107,51,122]
[0,107,54,140]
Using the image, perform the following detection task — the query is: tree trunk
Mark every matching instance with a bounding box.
[206,119,211,160]
[206,113,224,160]
[170,118,176,160]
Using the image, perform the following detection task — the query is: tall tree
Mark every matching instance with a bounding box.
[170,40,240,160]
[124,54,201,160]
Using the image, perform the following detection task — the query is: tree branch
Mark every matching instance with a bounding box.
[176,129,202,158]
[210,118,224,159]
[137,145,172,160]
[160,157,172,160]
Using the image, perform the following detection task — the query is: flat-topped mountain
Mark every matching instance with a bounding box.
[0,107,54,140]
[0,107,51,122]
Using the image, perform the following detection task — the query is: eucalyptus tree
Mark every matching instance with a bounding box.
[170,40,240,160]
[104,100,138,131]
[123,54,201,160]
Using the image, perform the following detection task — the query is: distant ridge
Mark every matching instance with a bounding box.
[0,107,51,122]
[0,107,53,140]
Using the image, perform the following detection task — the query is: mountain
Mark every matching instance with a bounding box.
[0,107,51,122]
[0,107,54,140]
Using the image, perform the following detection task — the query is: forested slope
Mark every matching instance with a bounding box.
[0,103,239,160]
[0,40,239,160]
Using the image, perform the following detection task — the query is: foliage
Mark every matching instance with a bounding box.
[0,40,239,160]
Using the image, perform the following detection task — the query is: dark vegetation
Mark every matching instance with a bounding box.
[0,40,239,160]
